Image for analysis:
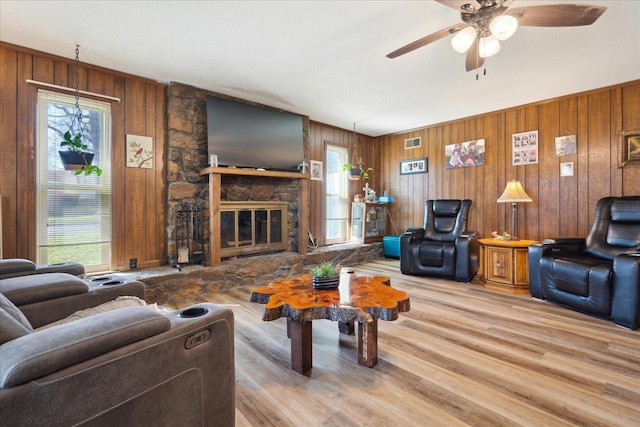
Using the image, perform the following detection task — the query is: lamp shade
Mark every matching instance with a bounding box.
[478,35,501,58]
[451,26,477,53]
[497,180,532,203]
[489,15,518,41]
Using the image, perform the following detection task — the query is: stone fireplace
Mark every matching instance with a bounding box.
[166,82,310,265]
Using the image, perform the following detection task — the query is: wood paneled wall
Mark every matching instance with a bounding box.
[375,81,640,242]
[307,122,376,246]
[0,42,167,270]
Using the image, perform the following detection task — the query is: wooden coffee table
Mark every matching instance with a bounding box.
[250,273,410,375]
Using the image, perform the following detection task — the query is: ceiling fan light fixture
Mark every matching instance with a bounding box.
[451,26,477,53]
[479,35,500,58]
[489,14,518,41]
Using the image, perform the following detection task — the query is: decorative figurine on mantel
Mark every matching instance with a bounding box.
[363,182,376,202]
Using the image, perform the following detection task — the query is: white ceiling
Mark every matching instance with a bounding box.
[1,1,638,137]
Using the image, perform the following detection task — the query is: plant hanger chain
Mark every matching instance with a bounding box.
[71,44,83,136]
[351,122,361,166]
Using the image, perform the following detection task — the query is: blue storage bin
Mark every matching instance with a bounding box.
[383,235,400,259]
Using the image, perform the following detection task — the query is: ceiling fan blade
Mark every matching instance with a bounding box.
[387,23,466,58]
[507,4,607,27]
[465,38,484,72]
[435,0,481,12]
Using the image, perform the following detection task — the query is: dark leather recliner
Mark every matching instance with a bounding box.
[400,199,479,282]
[528,196,640,329]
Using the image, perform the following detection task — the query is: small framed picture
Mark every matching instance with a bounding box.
[555,135,577,156]
[400,158,428,175]
[126,134,153,169]
[310,160,323,181]
[618,130,640,168]
[560,162,574,177]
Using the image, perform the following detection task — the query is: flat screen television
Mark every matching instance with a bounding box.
[206,96,304,172]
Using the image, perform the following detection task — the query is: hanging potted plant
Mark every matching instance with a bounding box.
[58,45,102,177]
[342,122,372,181]
[342,161,362,180]
[342,162,373,180]
[59,130,101,176]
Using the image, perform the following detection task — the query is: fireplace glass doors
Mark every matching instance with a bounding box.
[220,202,288,257]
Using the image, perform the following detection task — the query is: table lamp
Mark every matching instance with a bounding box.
[497,179,532,240]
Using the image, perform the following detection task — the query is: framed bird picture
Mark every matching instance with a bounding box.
[126,134,154,169]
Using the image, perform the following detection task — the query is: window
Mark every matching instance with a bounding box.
[325,144,349,243]
[36,90,112,273]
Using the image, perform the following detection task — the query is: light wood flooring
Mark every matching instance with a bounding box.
[179,258,640,426]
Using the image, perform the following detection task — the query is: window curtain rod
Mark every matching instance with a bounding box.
[26,79,121,103]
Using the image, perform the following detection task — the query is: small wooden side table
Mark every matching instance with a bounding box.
[478,238,537,294]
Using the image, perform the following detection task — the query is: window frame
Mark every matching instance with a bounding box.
[325,144,350,244]
[36,90,113,273]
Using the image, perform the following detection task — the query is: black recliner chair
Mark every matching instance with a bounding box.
[528,196,640,329]
[400,199,479,282]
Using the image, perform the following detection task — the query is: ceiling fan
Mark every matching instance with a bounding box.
[386,1,607,72]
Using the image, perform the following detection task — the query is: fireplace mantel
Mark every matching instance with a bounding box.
[200,167,309,180]
[200,167,310,266]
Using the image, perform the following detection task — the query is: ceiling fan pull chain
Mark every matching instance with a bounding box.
[476,45,479,80]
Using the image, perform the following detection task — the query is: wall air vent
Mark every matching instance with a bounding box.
[404,137,421,149]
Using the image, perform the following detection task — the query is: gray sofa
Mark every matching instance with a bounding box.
[0,273,235,426]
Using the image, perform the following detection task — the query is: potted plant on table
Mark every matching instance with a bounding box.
[310,261,341,289]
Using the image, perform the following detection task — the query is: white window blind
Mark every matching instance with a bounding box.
[36,90,112,273]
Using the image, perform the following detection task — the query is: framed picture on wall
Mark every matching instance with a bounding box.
[400,158,428,175]
[310,160,323,181]
[445,138,485,168]
[560,162,574,177]
[126,134,153,169]
[555,135,576,156]
[512,130,538,165]
[618,130,640,168]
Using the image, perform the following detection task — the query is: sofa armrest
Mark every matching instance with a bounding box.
[400,228,424,273]
[612,253,640,329]
[0,273,88,306]
[460,230,479,239]
[0,306,169,388]
[0,259,36,278]
[528,238,586,298]
[539,237,586,254]
[454,231,480,281]
[403,227,425,239]
[17,278,146,328]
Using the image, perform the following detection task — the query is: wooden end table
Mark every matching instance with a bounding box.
[250,273,410,375]
[478,238,537,293]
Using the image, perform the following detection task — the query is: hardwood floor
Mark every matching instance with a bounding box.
[183,258,640,426]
